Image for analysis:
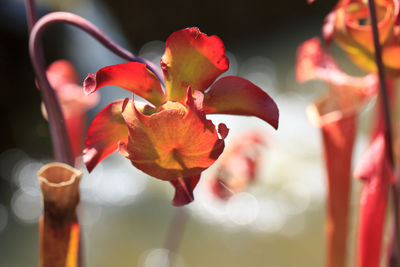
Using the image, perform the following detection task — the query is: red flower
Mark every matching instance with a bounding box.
[82,27,279,206]
[323,0,400,76]
[43,60,100,162]
[210,131,266,200]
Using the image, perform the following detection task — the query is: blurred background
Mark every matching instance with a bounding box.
[0,0,371,266]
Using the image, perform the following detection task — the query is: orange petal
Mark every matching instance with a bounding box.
[169,175,201,206]
[83,100,129,172]
[161,27,229,101]
[84,62,165,106]
[354,133,394,267]
[120,90,227,180]
[203,76,279,129]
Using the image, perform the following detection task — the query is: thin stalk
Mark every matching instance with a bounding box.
[163,207,189,267]
[29,23,74,165]
[367,0,400,266]
[25,0,37,33]
[30,12,164,85]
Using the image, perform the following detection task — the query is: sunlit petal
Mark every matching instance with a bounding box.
[84,62,165,106]
[161,27,229,101]
[83,100,129,172]
[120,90,227,180]
[203,76,279,129]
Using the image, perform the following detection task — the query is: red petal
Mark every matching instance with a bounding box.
[354,134,394,267]
[169,175,200,206]
[84,62,165,106]
[161,27,229,101]
[121,90,227,180]
[203,76,279,129]
[83,100,129,172]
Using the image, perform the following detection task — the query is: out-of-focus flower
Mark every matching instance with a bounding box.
[210,131,266,200]
[354,133,394,267]
[296,37,378,267]
[82,27,279,206]
[324,0,400,76]
[43,60,100,162]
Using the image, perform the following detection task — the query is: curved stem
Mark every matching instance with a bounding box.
[30,22,74,165]
[367,0,400,266]
[25,0,37,33]
[31,12,164,85]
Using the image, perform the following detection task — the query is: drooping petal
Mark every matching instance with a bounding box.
[83,100,129,172]
[84,62,165,106]
[203,76,279,129]
[37,163,82,267]
[120,90,227,180]
[169,175,201,206]
[161,27,229,101]
[354,133,394,267]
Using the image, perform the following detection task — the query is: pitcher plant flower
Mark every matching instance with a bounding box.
[296,37,377,267]
[42,60,100,163]
[82,27,279,206]
[210,131,266,200]
[323,0,400,76]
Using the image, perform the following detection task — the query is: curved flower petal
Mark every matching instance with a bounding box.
[203,76,279,129]
[169,175,201,206]
[161,27,229,101]
[120,90,227,180]
[83,100,129,172]
[84,62,165,106]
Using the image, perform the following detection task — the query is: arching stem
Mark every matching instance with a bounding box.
[30,12,164,85]
[25,0,37,33]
